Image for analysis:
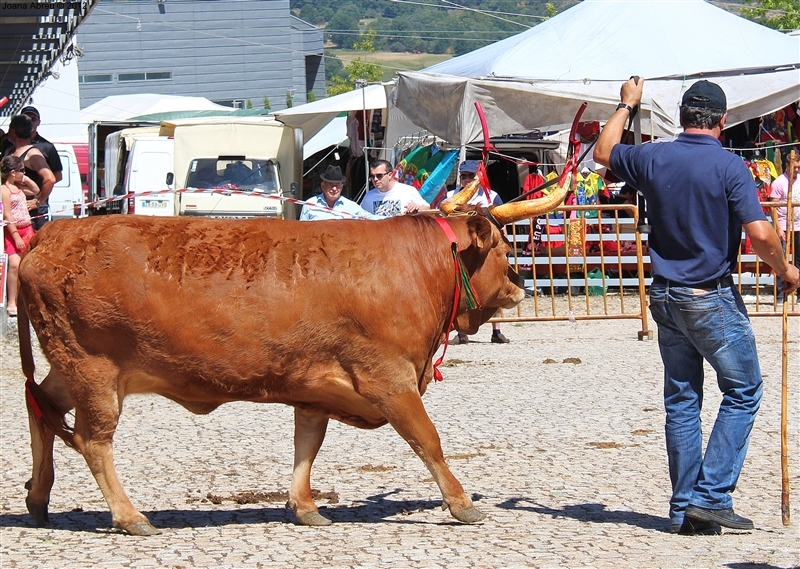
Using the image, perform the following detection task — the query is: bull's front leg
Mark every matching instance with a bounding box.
[287,407,331,526]
[375,390,486,523]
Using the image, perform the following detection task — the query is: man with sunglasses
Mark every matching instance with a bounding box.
[361,159,430,217]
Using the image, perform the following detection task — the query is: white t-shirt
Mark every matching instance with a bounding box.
[361,182,429,217]
[445,185,502,207]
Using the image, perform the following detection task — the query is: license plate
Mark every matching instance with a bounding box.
[142,200,167,208]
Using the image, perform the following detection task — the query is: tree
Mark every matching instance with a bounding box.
[741,0,800,30]
[246,99,253,109]
[327,29,383,96]
[327,5,360,48]
[285,90,294,108]
[263,96,271,110]
[325,55,345,82]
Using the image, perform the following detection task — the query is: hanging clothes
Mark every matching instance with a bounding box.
[748,157,778,213]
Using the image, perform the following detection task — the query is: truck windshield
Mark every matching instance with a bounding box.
[185,158,279,192]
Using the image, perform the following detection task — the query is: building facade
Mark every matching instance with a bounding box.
[75,0,324,110]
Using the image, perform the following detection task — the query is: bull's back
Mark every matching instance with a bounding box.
[19,215,448,404]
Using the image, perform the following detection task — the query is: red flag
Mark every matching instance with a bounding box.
[476,162,492,201]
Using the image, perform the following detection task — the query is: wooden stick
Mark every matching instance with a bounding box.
[781,149,796,526]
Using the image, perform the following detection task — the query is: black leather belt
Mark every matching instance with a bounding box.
[652,274,734,290]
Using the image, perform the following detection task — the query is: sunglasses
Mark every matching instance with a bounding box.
[459,172,475,178]
[369,172,388,181]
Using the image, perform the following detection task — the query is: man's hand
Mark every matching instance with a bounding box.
[404,202,430,214]
[594,75,644,168]
[621,77,644,108]
[779,264,800,294]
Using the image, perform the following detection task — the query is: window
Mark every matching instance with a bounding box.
[56,152,71,187]
[118,72,146,82]
[117,71,172,82]
[186,158,280,193]
[79,74,112,84]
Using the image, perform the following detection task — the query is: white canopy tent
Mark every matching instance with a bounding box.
[80,94,233,124]
[302,115,348,159]
[273,84,391,141]
[392,0,800,146]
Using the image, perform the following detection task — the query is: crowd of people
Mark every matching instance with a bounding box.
[1,106,59,317]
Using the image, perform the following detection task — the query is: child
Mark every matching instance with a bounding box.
[2,155,40,316]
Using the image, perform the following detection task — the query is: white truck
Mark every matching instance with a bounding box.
[87,116,303,219]
[50,143,85,219]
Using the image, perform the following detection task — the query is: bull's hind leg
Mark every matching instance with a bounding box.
[25,370,73,526]
[69,366,161,536]
[376,390,485,523]
[287,407,331,526]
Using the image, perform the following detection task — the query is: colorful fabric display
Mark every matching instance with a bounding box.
[396,145,432,187]
[419,150,459,205]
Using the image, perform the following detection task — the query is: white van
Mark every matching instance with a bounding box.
[124,135,175,216]
[50,143,84,219]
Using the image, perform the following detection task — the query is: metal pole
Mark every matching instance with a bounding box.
[356,79,369,195]
[781,148,796,526]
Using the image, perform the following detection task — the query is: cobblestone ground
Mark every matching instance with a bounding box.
[1,314,798,568]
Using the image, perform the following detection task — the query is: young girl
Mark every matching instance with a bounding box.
[2,154,40,317]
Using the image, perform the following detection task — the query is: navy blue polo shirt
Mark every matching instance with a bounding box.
[609,133,765,285]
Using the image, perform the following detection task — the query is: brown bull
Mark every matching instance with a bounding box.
[18,175,568,535]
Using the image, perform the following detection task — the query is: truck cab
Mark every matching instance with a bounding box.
[162,116,302,219]
[88,117,302,219]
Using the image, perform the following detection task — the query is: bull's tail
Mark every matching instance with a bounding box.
[19,295,78,450]
[18,294,35,379]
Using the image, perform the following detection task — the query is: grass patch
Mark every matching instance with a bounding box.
[328,49,452,81]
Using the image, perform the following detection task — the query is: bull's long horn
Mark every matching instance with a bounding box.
[439,174,481,215]
[488,171,572,226]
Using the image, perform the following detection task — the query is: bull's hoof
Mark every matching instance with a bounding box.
[296,511,333,526]
[25,497,49,526]
[451,506,486,523]
[123,521,162,536]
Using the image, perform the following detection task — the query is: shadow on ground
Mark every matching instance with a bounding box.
[0,488,473,533]
[497,497,668,532]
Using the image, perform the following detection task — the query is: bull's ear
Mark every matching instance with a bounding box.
[466,216,495,250]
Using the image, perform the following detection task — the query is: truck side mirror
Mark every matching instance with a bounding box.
[166,172,174,186]
[290,181,298,196]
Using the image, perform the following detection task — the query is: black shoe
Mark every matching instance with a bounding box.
[685,505,753,530]
[670,518,722,535]
[491,332,510,344]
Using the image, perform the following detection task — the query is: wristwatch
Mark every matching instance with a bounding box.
[616,103,634,114]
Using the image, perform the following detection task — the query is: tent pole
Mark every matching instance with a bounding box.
[357,79,369,194]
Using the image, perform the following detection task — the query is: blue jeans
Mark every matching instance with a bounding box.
[649,282,762,526]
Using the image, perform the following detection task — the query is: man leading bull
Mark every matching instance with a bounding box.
[595,78,799,535]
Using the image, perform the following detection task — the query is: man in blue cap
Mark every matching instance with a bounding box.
[595,78,799,535]
[447,160,509,344]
